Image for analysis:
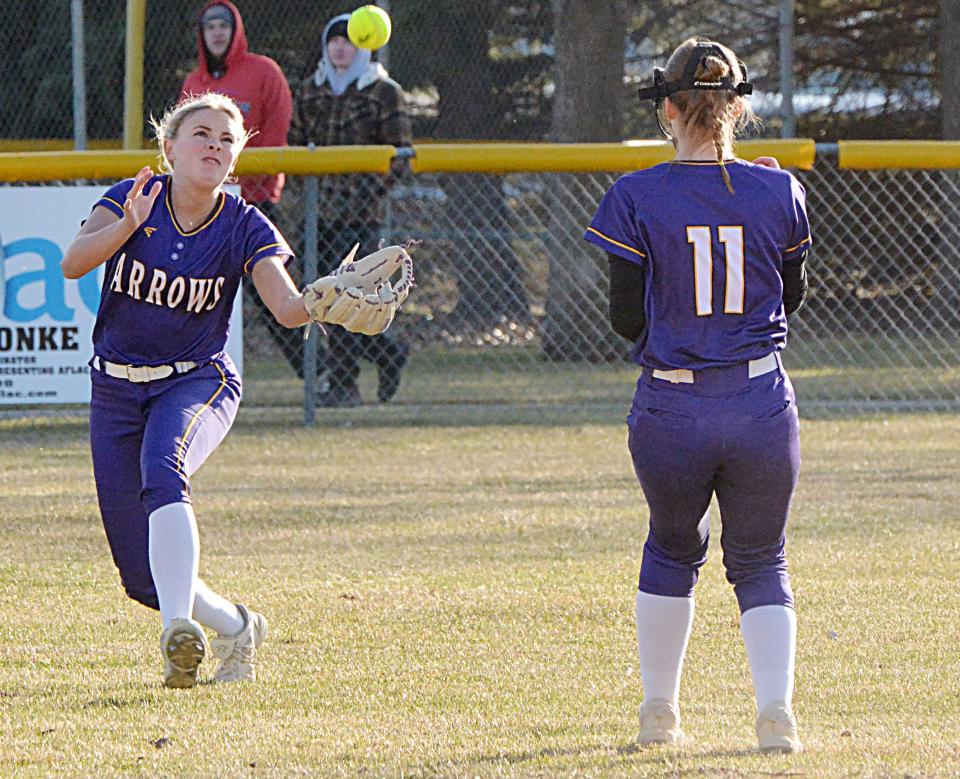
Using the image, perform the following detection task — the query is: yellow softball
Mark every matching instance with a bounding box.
[347,5,392,50]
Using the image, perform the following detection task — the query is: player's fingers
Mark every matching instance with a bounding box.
[751,156,781,170]
[128,174,147,203]
[143,179,163,204]
[129,166,152,199]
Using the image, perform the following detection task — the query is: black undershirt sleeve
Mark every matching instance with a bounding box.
[607,253,647,342]
[782,252,808,316]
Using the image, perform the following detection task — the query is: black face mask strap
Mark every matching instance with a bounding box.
[652,69,673,139]
[636,41,753,110]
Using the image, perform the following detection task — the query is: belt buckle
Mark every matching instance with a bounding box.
[650,368,694,384]
[126,365,148,383]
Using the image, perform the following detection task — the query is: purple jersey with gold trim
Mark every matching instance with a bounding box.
[585,159,811,371]
[91,174,293,366]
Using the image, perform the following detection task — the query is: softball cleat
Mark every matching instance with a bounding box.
[756,700,802,754]
[210,604,268,683]
[637,698,685,747]
[160,617,209,689]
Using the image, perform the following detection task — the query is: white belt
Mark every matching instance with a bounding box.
[93,356,198,383]
[651,352,779,385]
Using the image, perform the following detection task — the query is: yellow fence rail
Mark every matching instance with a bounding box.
[0,146,396,181]
[0,140,816,182]
[838,141,960,170]
[410,140,815,173]
[7,140,960,176]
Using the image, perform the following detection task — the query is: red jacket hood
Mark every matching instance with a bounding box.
[195,0,248,77]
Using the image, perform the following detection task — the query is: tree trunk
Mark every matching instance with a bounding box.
[548,0,628,143]
[433,8,498,140]
[937,0,960,329]
[433,9,531,329]
[541,0,628,361]
[941,0,960,139]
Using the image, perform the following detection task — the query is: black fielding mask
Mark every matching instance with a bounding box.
[637,40,752,106]
[636,41,752,140]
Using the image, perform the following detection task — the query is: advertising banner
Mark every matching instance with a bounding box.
[0,186,242,405]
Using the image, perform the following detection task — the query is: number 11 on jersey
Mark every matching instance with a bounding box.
[687,225,745,316]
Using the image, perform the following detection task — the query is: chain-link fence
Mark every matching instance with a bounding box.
[791,155,960,411]
[2,147,958,415]
[216,149,958,415]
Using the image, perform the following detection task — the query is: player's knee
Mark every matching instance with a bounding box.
[730,574,794,613]
[638,537,705,597]
[725,553,793,613]
[141,459,189,515]
[119,573,160,610]
[638,566,697,598]
[649,525,707,566]
[722,540,785,580]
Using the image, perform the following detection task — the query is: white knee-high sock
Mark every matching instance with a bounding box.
[740,604,797,713]
[148,502,200,628]
[635,591,695,707]
[193,579,244,636]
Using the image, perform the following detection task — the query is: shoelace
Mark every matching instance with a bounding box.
[212,636,255,667]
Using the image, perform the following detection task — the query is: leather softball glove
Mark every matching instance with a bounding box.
[301,240,417,336]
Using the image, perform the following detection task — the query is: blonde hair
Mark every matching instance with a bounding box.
[662,38,760,192]
[150,93,253,175]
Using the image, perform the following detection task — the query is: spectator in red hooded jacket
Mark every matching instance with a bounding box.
[182,1,305,378]
[181,1,292,208]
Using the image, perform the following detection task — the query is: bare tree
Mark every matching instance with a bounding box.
[941,0,960,138]
[549,0,628,142]
[936,0,960,326]
[427,7,532,329]
[541,0,629,360]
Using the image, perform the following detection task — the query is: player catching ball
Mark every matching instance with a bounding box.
[61,92,412,688]
[585,38,810,753]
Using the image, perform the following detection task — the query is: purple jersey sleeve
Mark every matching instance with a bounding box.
[95,179,135,219]
[584,179,649,265]
[782,175,811,263]
[240,206,295,275]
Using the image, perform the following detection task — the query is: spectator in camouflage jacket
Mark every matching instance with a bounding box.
[290,13,413,407]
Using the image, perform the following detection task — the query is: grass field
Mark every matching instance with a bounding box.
[2,369,960,776]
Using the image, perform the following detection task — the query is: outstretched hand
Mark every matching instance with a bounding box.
[751,156,781,170]
[123,166,162,229]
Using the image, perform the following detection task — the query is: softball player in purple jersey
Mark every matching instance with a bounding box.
[585,38,811,753]
[61,93,317,688]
